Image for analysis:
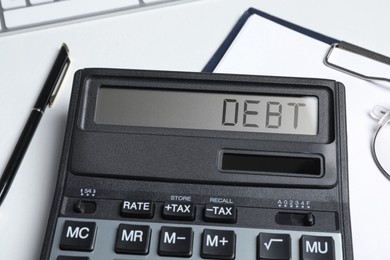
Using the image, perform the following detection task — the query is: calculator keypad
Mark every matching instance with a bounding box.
[51,218,342,260]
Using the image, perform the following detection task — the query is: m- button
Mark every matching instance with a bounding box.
[204,203,237,223]
[158,226,194,257]
[60,221,97,252]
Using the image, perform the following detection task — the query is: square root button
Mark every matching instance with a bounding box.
[257,233,291,260]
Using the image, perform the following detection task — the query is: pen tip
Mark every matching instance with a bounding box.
[62,43,69,53]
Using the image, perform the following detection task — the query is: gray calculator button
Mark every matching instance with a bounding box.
[258,233,291,259]
[201,229,236,259]
[158,226,193,257]
[59,221,97,252]
[115,224,151,255]
[300,235,335,260]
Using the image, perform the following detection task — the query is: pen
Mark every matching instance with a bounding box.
[0,43,70,206]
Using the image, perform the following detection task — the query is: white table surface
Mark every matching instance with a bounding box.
[0,0,389,259]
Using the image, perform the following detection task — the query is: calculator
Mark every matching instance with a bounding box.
[40,69,353,260]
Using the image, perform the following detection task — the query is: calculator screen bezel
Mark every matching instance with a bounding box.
[78,75,334,144]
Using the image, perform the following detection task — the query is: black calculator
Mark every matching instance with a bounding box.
[40,69,353,260]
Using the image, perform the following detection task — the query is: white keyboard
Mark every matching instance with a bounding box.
[0,0,196,35]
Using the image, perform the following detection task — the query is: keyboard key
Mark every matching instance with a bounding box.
[162,201,195,221]
[120,200,154,218]
[3,0,139,29]
[57,257,89,260]
[30,0,54,4]
[204,203,237,223]
[158,226,193,257]
[1,0,26,10]
[115,224,151,255]
[300,235,335,260]
[257,233,291,260]
[201,229,236,260]
[60,221,97,252]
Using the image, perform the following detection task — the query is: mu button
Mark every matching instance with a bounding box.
[158,226,193,257]
[201,229,236,260]
[300,235,335,260]
[60,221,97,252]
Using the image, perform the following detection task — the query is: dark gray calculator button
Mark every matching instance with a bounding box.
[258,233,291,260]
[57,257,90,260]
[120,200,154,218]
[115,224,151,255]
[204,203,237,223]
[300,235,335,260]
[162,201,195,221]
[59,221,97,252]
[158,226,193,257]
[201,229,236,259]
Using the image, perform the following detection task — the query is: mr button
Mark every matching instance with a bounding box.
[204,203,236,223]
[115,224,151,255]
[60,221,97,251]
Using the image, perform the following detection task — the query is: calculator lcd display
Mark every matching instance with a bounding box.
[95,87,318,135]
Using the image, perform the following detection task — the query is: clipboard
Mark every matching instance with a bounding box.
[203,8,390,84]
[202,7,390,260]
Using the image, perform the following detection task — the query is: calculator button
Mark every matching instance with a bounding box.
[257,233,291,260]
[158,226,193,257]
[162,201,195,221]
[204,203,237,223]
[300,235,335,260]
[115,224,151,255]
[59,221,97,252]
[120,200,154,218]
[201,229,236,259]
[57,257,90,260]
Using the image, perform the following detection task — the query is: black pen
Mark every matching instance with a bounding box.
[0,43,70,206]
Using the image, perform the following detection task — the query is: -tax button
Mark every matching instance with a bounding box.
[60,221,97,252]
[204,203,236,223]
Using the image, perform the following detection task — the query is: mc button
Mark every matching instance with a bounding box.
[60,221,97,252]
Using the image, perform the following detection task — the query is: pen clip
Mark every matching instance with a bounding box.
[49,59,70,107]
[324,41,390,83]
[49,43,70,107]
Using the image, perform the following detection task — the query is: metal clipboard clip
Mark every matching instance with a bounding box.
[324,41,390,83]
